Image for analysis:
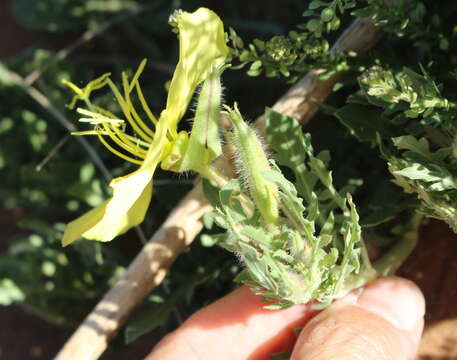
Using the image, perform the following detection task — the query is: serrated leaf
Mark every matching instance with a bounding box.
[241,226,272,245]
[233,269,251,283]
[321,247,338,267]
[309,156,332,187]
[265,108,316,200]
[393,163,442,182]
[272,249,295,263]
[392,136,434,160]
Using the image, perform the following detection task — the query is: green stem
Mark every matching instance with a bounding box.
[335,213,423,298]
[194,164,256,216]
[373,213,423,276]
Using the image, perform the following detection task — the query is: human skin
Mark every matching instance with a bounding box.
[145,276,425,360]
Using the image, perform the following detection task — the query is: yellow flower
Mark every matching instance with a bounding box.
[62,7,229,246]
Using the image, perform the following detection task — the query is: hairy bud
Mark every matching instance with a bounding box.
[225,104,279,226]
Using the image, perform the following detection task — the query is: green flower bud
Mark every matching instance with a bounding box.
[266,36,298,64]
[161,131,189,171]
[179,64,224,171]
[225,104,279,226]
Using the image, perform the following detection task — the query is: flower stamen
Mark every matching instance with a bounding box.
[107,78,154,143]
[75,107,148,163]
[135,81,158,126]
[96,132,143,165]
[122,72,156,139]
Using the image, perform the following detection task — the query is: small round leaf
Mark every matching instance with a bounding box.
[321,8,334,22]
[307,19,321,32]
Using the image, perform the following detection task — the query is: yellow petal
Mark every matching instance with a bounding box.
[62,179,152,246]
[63,121,169,245]
[165,7,229,136]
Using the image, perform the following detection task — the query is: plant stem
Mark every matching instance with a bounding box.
[373,213,423,276]
[335,213,423,298]
[194,164,255,216]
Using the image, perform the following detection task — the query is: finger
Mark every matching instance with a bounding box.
[291,276,425,360]
[146,286,319,360]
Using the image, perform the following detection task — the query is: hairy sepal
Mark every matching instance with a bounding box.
[161,65,224,172]
[179,65,224,171]
[226,104,279,226]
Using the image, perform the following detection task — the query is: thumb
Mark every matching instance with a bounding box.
[291,277,425,360]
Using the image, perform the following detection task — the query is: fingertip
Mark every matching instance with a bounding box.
[291,277,425,360]
[356,276,425,332]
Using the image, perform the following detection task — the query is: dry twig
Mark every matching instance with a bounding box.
[24,1,165,86]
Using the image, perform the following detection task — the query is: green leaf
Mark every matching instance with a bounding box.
[0,278,25,305]
[392,136,434,160]
[219,179,242,208]
[201,233,227,247]
[359,182,418,227]
[321,8,334,22]
[393,163,442,182]
[0,62,14,86]
[306,19,321,32]
[218,179,248,222]
[265,108,317,200]
[394,163,457,191]
[247,60,262,76]
[241,226,273,245]
[202,178,222,209]
[335,104,397,143]
[309,0,322,10]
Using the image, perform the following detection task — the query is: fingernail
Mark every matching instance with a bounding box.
[355,276,425,331]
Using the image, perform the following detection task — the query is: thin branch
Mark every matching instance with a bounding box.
[24,1,164,86]
[54,17,383,360]
[36,135,70,172]
[8,69,112,181]
[67,55,174,74]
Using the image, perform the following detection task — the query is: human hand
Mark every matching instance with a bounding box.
[145,276,424,360]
